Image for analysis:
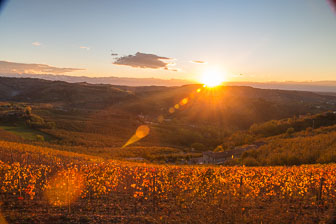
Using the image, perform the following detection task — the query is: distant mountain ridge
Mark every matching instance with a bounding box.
[0,73,194,87]
[1,76,336,148]
[1,76,335,129]
[0,73,336,92]
[231,81,336,93]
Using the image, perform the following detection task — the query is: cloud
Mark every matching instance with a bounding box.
[168,68,180,72]
[190,60,207,64]
[113,52,176,70]
[0,61,84,74]
[328,0,336,12]
[32,42,41,46]
[110,50,118,56]
[232,73,244,77]
[80,46,90,50]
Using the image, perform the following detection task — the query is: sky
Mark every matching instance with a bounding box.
[0,0,336,82]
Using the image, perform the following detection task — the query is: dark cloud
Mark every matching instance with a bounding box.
[113,52,175,70]
[0,61,84,74]
[110,50,118,56]
[328,0,336,12]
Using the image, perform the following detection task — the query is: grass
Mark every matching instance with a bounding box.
[0,125,52,141]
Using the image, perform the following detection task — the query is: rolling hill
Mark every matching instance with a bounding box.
[0,76,336,151]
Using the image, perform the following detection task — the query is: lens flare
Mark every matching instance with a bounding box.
[180,98,189,105]
[122,125,150,148]
[157,115,164,123]
[44,169,84,207]
[169,107,175,113]
[135,125,150,138]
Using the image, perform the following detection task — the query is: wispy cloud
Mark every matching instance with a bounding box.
[190,60,207,64]
[232,73,245,77]
[110,50,118,56]
[80,46,90,50]
[168,68,181,72]
[0,61,84,74]
[32,42,41,46]
[113,52,177,70]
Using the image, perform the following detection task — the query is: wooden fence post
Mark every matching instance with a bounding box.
[240,176,243,197]
[153,172,156,213]
[67,170,71,214]
[317,177,325,202]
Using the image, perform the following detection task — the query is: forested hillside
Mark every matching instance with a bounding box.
[0,77,336,165]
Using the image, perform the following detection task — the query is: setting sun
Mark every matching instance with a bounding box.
[200,68,227,87]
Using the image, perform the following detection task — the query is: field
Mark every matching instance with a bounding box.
[0,140,336,223]
[0,125,51,141]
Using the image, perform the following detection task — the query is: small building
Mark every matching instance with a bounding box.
[202,151,232,164]
[189,157,203,164]
[190,142,265,165]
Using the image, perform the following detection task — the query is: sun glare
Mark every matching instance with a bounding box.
[200,68,226,87]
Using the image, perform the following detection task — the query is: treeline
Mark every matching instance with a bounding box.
[240,126,336,166]
[220,111,336,150]
[30,142,198,163]
[249,111,336,137]
[148,123,225,150]
[0,105,55,129]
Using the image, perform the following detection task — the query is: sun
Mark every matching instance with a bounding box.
[200,68,227,87]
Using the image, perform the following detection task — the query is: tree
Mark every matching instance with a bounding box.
[214,145,224,152]
[36,135,45,141]
[24,106,32,116]
[191,142,206,152]
[286,127,295,136]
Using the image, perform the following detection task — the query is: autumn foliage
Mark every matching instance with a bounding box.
[0,140,336,223]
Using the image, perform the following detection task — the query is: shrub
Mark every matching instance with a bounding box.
[286,127,295,136]
[36,135,45,142]
[24,106,32,115]
[191,142,206,152]
[317,151,336,164]
[243,157,259,166]
[214,145,224,152]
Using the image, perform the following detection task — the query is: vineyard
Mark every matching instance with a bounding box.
[0,141,335,223]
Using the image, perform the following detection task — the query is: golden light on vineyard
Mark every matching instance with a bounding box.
[1,137,336,223]
[0,212,7,224]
